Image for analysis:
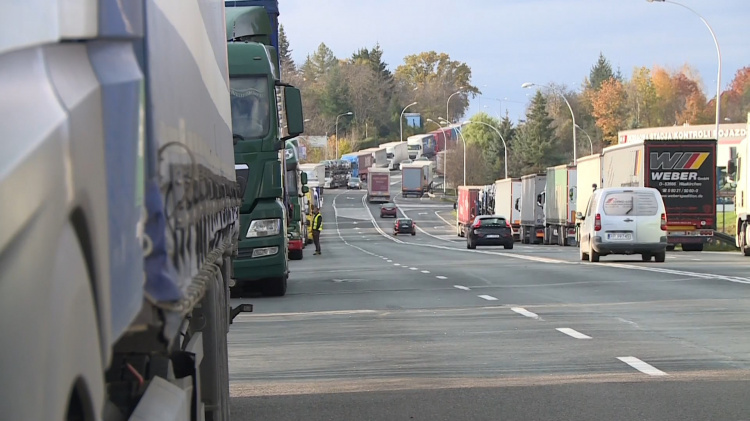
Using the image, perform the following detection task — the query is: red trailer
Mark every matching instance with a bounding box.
[430,126,457,153]
[457,185,483,237]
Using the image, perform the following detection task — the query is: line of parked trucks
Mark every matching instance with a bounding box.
[457,138,719,252]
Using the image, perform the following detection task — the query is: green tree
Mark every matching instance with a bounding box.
[589,52,615,91]
[278,24,295,73]
[513,91,564,174]
[394,51,479,122]
[300,43,338,83]
[626,66,658,128]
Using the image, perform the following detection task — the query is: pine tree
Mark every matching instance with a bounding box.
[589,52,615,91]
[278,24,296,72]
[513,91,565,174]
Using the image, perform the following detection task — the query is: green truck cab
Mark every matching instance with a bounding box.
[227,6,303,296]
[285,139,309,260]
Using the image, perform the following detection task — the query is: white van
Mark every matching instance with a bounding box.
[578,187,668,262]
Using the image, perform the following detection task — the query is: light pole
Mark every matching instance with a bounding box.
[442,117,466,186]
[446,88,463,124]
[335,111,353,159]
[646,0,721,144]
[522,82,577,164]
[574,124,594,155]
[427,118,449,192]
[400,101,418,142]
[462,120,508,179]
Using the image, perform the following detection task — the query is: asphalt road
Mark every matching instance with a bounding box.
[229,174,750,420]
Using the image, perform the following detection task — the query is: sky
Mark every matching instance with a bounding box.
[278,0,750,124]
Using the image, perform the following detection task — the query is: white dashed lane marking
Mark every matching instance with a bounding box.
[436,276,447,280]
[421,270,430,274]
[454,285,470,291]
[478,295,498,301]
[556,328,592,339]
[617,357,667,376]
[511,307,540,320]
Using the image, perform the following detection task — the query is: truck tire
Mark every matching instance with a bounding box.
[264,275,288,297]
[198,256,232,421]
[580,246,589,261]
[543,227,550,245]
[654,251,666,262]
[682,243,704,252]
[666,244,676,251]
[744,223,750,256]
[288,249,303,260]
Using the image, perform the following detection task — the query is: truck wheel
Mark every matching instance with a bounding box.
[289,249,303,260]
[263,275,287,297]
[666,244,676,251]
[654,251,666,262]
[744,223,750,256]
[641,253,652,261]
[682,243,704,252]
[580,246,589,261]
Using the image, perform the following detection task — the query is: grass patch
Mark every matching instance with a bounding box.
[716,210,736,235]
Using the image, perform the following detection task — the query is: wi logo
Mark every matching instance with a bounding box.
[650,152,709,170]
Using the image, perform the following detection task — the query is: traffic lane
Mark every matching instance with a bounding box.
[494,298,750,373]
[228,304,717,385]
[231,380,750,421]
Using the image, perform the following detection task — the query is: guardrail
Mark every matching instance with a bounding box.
[712,231,738,249]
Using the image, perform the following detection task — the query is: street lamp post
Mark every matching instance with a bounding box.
[446,88,463,124]
[574,124,594,155]
[427,118,449,192]
[462,120,508,179]
[522,82,577,165]
[646,0,722,144]
[442,116,466,186]
[400,101,418,143]
[335,111,353,159]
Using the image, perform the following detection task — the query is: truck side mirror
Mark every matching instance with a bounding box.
[300,172,308,185]
[302,185,309,194]
[281,86,304,143]
[728,160,737,181]
[576,212,585,221]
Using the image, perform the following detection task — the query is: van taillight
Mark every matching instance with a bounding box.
[594,213,601,231]
[661,213,667,231]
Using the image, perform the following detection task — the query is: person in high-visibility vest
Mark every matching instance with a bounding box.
[312,206,323,255]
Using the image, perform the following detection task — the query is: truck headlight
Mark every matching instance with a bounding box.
[246,218,281,238]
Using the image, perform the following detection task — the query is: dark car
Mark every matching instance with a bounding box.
[466,215,513,249]
[393,218,416,236]
[380,202,397,218]
[347,178,361,189]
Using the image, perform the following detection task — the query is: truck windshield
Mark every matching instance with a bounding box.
[230,76,270,140]
[407,145,421,151]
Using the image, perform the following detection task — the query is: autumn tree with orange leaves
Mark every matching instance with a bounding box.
[588,78,627,146]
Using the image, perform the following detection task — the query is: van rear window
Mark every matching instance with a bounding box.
[602,192,660,216]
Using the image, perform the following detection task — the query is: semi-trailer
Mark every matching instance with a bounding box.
[542,164,577,246]
[494,178,522,240]
[367,167,392,203]
[457,185,484,237]
[519,174,547,244]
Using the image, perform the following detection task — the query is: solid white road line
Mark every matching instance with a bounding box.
[617,357,667,376]
[511,307,540,319]
[478,295,498,301]
[556,328,592,339]
[421,270,430,273]
[454,285,470,291]
[436,276,448,280]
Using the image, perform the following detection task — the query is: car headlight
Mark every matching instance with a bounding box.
[246,218,281,238]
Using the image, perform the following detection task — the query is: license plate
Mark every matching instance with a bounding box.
[607,233,632,241]
[486,234,500,238]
